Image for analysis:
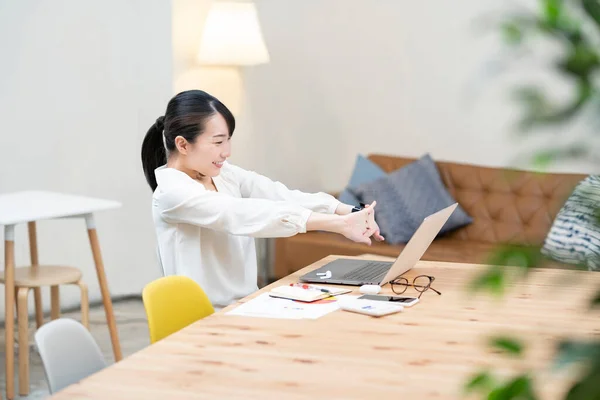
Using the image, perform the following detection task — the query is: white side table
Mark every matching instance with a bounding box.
[0,191,123,400]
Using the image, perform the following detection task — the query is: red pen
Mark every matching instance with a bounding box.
[289,283,331,293]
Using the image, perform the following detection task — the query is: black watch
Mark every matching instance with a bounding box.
[351,203,366,213]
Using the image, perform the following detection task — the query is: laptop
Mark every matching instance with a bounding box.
[299,203,458,286]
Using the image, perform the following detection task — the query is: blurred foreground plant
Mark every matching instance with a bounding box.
[466,1,600,398]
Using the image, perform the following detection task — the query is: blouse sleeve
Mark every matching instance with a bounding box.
[156,183,313,238]
[226,162,341,214]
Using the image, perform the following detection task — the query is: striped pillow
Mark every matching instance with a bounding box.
[542,175,600,271]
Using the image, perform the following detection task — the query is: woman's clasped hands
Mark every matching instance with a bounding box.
[342,201,385,245]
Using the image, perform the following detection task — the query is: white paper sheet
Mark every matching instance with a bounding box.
[225,293,342,320]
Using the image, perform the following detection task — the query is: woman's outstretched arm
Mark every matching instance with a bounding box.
[157,183,376,244]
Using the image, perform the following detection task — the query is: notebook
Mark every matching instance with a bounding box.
[268,284,352,302]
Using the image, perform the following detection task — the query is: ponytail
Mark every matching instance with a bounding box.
[141,116,166,191]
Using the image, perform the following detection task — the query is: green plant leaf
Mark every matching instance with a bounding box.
[542,0,562,25]
[488,387,504,400]
[513,87,548,113]
[502,21,524,45]
[514,81,594,131]
[465,370,496,394]
[490,336,525,356]
[565,363,600,400]
[531,145,589,169]
[592,289,600,309]
[558,45,600,77]
[471,245,546,296]
[582,0,600,30]
[487,375,537,400]
[532,152,556,169]
[512,87,552,131]
[487,245,544,272]
[470,265,506,296]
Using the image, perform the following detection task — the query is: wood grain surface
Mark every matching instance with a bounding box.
[51,255,600,400]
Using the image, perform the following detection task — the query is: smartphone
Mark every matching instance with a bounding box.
[358,294,419,307]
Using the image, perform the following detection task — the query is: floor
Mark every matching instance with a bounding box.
[0,297,151,399]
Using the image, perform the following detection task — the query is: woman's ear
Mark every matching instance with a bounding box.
[174,136,188,155]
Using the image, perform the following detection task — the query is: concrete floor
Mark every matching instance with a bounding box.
[0,297,150,399]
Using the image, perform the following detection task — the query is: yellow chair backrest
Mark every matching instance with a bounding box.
[142,276,215,344]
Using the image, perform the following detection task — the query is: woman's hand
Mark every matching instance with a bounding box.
[336,201,385,244]
[306,201,383,244]
[364,202,385,242]
[341,208,371,245]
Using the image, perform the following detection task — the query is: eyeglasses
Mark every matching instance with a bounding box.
[389,275,441,299]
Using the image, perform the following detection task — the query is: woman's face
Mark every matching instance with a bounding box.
[179,113,232,178]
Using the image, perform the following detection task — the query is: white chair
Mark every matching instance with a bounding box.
[34,318,106,394]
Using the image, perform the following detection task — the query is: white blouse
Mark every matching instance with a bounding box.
[152,162,341,310]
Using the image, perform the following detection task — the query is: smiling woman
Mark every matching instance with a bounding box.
[140,90,384,309]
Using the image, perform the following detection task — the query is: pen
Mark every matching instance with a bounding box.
[289,283,331,293]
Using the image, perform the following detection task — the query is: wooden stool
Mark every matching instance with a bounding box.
[0,191,122,400]
[0,266,89,396]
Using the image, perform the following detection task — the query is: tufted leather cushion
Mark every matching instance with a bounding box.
[368,154,586,245]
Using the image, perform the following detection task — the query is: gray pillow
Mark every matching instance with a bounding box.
[350,154,473,244]
[338,154,387,206]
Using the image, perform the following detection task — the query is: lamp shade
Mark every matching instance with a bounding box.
[198,2,270,66]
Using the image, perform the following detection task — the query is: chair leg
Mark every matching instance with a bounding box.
[14,290,19,321]
[27,222,44,329]
[17,287,30,396]
[50,286,60,320]
[33,288,44,328]
[74,280,90,329]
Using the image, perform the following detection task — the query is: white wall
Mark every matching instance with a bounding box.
[239,0,599,194]
[0,0,172,319]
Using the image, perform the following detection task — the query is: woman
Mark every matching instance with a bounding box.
[141,90,384,310]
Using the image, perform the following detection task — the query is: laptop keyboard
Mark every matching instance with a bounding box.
[341,262,391,282]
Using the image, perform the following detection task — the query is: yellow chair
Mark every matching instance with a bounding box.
[142,276,215,343]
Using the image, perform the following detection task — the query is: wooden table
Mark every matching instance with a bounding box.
[0,191,123,400]
[52,255,600,400]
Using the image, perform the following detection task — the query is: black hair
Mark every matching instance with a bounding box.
[141,90,235,191]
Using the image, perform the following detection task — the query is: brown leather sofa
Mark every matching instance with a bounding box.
[273,154,586,279]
